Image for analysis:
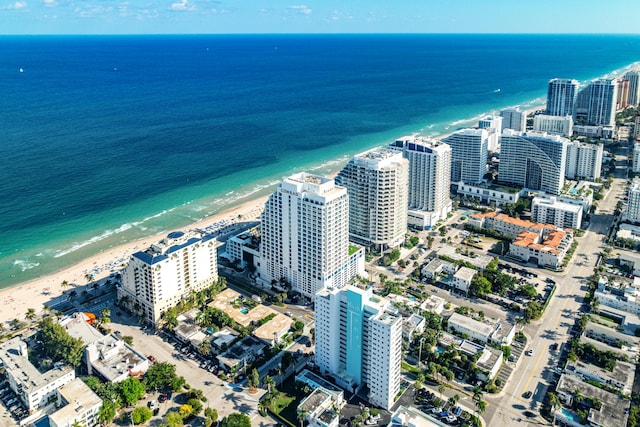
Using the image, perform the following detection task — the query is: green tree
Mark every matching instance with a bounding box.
[548,392,562,425]
[123,335,134,346]
[119,378,146,406]
[131,406,153,425]
[99,308,111,326]
[144,361,178,390]
[164,412,183,427]
[248,368,260,391]
[205,407,218,422]
[221,412,251,427]
[524,301,543,321]
[98,400,116,424]
[25,308,36,321]
[187,398,203,416]
[469,276,492,297]
[37,317,84,367]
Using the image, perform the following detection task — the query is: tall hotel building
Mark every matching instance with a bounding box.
[565,141,603,181]
[546,78,579,116]
[584,79,619,127]
[499,130,568,195]
[624,71,640,106]
[315,285,402,410]
[336,148,408,251]
[259,173,364,299]
[500,107,527,132]
[442,128,489,185]
[119,230,218,325]
[390,136,452,229]
[625,179,640,224]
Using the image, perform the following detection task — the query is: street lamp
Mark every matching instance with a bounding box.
[418,337,425,370]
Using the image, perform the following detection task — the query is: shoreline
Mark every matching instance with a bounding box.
[0,106,548,327]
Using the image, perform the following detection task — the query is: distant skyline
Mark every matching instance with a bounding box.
[1,0,640,35]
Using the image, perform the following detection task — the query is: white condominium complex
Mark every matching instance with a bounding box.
[532,196,583,230]
[632,143,640,173]
[565,141,603,181]
[499,130,567,195]
[390,136,452,229]
[336,148,408,251]
[315,285,402,410]
[500,107,527,132]
[442,128,489,185]
[533,114,573,137]
[546,78,579,116]
[624,71,640,106]
[478,115,502,151]
[583,79,619,127]
[625,179,640,224]
[259,173,364,299]
[118,230,218,325]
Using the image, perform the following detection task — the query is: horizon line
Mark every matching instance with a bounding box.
[1,32,640,37]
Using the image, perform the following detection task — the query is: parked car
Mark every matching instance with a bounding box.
[525,349,534,356]
[523,391,533,399]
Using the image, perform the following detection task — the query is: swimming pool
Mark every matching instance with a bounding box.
[560,408,581,424]
[240,308,249,314]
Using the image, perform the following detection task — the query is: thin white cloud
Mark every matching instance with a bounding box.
[327,10,352,22]
[288,4,311,15]
[1,1,27,9]
[170,0,195,11]
[42,0,56,7]
[74,5,113,18]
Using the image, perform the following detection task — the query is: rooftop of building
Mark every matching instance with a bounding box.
[420,295,446,313]
[60,312,106,345]
[448,313,494,338]
[476,346,503,372]
[295,369,344,395]
[442,127,488,138]
[566,359,636,390]
[209,289,279,327]
[217,336,266,368]
[391,135,449,152]
[438,332,485,356]
[437,245,492,270]
[88,333,148,380]
[470,211,546,231]
[253,313,293,343]
[454,266,476,282]
[0,337,74,393]
[458,181,522,194]
[131,229,215,265]
[532,196,583,213]
[557,373,630,427]
[585,320,639,344]
[390,405,449,427]
[48,378,102,426]
[211,327,239,349]
[298,388,332,414]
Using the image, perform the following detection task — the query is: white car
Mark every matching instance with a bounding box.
[525,349,534,356]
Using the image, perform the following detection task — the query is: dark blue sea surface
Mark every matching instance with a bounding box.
[1,34,639,286]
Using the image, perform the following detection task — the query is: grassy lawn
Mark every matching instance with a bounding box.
[268,376,306,426]
[349,244,360,256]
[402,361,421,375]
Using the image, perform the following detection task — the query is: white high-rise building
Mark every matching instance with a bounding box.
[442,128,489,185]
[315,285,402,410]
[500,107,527,132]
[632,143,640,173]
[546,78,579,117]
[499,131,568,195]
[565,141,603,181]
[624,71,640,106]
[118,230,218,325]
[259,172,364,299]
[478,115,503,151]
[585,79,619,127]
[336,148,408,251]
[533,114,574,137]
[390,136,452,229]
[625,179,640,224]
[532,197,583,230]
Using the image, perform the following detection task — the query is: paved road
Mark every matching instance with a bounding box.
[487,154,628,426]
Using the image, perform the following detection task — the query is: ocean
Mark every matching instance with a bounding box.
[1,34,639,288]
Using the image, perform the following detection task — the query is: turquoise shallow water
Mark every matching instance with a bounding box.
[1,34,639,287]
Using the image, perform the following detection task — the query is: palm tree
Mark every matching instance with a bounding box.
[548,392,562,425]
[297,407,307,427]
[472,386,483,408]
[25,308,36,321]
[264,375,275,393]
[475,399,487,416]
[199,341,211,357]
[92,282,100,295]
[438,384,445,401]
[85,273,94,283]
[61,280,69,291]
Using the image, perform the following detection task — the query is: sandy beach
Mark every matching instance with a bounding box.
[0,106,546,327]
[0,195,269,326]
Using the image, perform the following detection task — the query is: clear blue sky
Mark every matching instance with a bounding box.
[1,0,640,35]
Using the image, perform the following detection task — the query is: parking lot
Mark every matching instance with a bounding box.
[0,380,28,426]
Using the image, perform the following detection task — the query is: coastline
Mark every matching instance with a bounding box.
[0,106,548,326]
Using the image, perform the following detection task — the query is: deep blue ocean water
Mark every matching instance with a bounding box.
[1,34,639,287]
